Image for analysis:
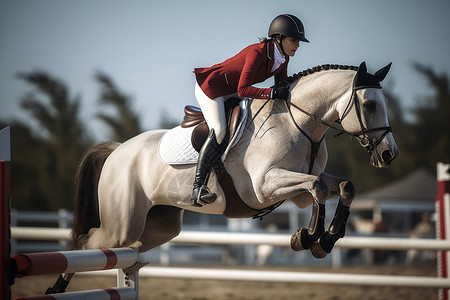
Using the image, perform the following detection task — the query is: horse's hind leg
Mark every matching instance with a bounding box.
[81,192,151,250]
[137,205,184,252]
[46,202,151,294]
[45,273,74,294]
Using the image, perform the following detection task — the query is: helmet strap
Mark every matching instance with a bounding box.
[274,35,287,56]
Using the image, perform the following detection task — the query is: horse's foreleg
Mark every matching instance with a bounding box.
[290,200,325,251]
[290,177,329,251]
[257,168,330,253]
[45,273,74,294]
[310,180,355,258]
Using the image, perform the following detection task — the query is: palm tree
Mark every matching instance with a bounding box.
[95,72,142,142]
[16,71,91,210]
[411,63,450,171]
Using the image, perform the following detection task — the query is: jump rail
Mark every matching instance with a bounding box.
[15,288,136,300]
[11,248,147,300]
[13,248,139,276]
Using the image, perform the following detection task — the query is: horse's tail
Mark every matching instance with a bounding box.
[71,141,120,250]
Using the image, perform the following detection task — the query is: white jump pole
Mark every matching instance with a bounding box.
[437,162,450,300]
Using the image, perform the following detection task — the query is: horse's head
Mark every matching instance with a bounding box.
[339,62,399,168]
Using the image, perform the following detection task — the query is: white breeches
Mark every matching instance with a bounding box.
[195,83,236,144]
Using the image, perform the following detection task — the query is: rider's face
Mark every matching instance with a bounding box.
[282,37,300,57]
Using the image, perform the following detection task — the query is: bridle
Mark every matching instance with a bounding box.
[286,75,392,173]
[341,83,392,153]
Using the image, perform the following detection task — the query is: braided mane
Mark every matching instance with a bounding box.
[276,64,359,87]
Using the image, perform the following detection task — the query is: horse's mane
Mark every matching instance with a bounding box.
[275,64,359,87]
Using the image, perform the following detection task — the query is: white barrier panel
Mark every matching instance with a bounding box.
[15,287,136,300]
[11,227,450,251]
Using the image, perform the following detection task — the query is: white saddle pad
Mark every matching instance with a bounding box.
[158,99,248,165]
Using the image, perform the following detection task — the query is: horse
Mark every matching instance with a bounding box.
[47,62,399,293]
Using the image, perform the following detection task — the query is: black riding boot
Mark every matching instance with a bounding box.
[191,129,223,206]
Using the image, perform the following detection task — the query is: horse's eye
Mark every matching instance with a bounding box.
[363,100,376,112]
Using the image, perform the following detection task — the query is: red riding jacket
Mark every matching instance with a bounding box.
[194,40,289,100]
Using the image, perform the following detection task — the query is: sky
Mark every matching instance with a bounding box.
[1,0,449,140]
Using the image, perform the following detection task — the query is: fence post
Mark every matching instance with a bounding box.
[1,126,11,300]
[117,261,148,300]
[437,162,450,300]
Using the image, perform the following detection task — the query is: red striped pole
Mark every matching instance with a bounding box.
[12,248,139,276]
[437,162,450,300]
[14,287,136,300]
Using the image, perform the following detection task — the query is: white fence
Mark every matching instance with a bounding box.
[11,226,448,266]
[10,226,450,289]
[11,226,450,251]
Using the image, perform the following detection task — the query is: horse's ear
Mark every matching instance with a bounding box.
[356,62,367,84]
[374,62,392,82]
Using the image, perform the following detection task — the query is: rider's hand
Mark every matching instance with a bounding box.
[270,86,289,100]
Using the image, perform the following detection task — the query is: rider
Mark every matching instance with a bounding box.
[191,14,309,206]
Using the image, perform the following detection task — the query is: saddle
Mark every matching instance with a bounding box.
[181,97,242,152]
[179,97,266,218]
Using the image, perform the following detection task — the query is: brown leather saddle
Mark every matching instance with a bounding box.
[180,98,282,219]
[181,97,242,152]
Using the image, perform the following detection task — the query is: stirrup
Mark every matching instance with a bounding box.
[191,185,217,207]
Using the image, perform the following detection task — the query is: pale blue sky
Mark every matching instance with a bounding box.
[1,0,449,139]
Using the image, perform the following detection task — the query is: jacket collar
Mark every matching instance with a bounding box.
[265,40,275,75]
[265,40,288,75]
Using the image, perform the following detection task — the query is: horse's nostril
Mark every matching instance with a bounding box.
[382,150,393,162]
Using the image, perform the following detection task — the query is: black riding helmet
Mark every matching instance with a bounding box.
[268,14,309,43]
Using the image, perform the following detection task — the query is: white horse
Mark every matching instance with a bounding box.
[47,62,399,293]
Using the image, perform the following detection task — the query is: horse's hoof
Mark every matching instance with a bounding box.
[290,228,308,251]
[310,240,328,259]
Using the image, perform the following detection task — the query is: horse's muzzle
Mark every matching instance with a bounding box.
[370,135,399,168]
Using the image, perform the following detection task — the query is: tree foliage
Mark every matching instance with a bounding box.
[410,63,450,171]
[95,72,142,142]
[6,71,92,210]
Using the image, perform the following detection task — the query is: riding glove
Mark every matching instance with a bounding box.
[270,86,290,100]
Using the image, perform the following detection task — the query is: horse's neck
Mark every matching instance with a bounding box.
[288,70,354,141]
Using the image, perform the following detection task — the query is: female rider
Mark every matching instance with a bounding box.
[191,14,310,206]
